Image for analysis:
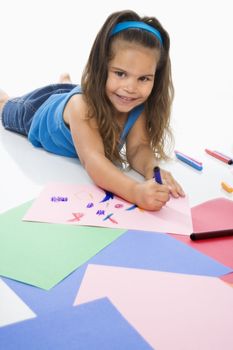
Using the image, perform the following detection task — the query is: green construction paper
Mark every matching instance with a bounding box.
[0,201,125,290]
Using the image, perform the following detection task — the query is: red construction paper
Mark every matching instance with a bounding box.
[170,198,233,269]
[220,272,233,285]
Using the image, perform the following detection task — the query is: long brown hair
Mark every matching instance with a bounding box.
[81,10,174,164]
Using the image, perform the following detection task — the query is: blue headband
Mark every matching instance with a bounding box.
[110,21,163,45]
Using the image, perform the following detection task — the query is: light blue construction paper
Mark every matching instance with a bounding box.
[0,298,153,350]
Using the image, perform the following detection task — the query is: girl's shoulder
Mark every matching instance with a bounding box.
[67,93,86,112]
[63,93,97,128]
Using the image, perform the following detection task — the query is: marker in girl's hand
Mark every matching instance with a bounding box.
[154,166,183,198]
[153,166,171,206]
[153,166,163,184]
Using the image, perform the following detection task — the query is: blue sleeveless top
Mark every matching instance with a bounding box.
[28,85,144,158]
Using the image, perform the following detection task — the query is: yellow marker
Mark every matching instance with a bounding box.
[221,181,233,193]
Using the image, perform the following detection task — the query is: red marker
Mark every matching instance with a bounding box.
[205,149,233,165]
[214,151,233,164]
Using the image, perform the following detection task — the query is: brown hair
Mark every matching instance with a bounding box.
[81,10,174,164]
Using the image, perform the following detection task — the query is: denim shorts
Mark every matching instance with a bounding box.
[1,83,76,136]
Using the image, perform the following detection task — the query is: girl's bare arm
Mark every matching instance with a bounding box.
[64,95,170,210]
[126,112,185,198]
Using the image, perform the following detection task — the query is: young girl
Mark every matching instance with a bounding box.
[0,10,185,211]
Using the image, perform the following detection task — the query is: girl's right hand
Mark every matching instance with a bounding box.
[133,180,170,211]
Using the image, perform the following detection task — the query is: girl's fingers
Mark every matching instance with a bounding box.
[161,170,185,198]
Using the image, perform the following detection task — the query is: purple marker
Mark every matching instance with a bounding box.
[153,166,163,184]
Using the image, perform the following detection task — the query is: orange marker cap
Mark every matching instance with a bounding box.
[221,181,233,193]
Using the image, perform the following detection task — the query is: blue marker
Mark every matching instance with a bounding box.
[175,152,203,171]
[153,166,163,184]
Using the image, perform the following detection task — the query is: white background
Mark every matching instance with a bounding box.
[0,0,233,213]
[0,0,233,328]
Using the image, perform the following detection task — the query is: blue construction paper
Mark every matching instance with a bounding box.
[3,230,231,316]
[0,298,152,350]
[3,265,87,315]
[90,230,232,276]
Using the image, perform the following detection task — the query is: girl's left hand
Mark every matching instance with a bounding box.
[160,169,185,198]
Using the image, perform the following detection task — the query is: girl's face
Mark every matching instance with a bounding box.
[106,39,160,114]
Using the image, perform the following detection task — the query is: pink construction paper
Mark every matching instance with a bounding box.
[171,198,233,268]
[23,182,193,235]
[75,264,233,350]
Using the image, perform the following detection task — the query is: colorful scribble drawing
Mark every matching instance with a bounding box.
[108,216,118,224]
[96,210,105,216]
[74,191,94,201]
[115,203,124,209]
[68,188,137,225]
[103,213,118,224]
[51,196,68,202]
[126,204,138,211]
[86,202,94,208]
[100,191,114,203]
[103,213,113,221]
[67,213,84,222]
[104,202,110,209]
[125,204,144,212]
[24,183,192,235]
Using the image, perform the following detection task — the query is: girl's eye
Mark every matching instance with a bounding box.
[139,76,150,82]
[115,71,125,77]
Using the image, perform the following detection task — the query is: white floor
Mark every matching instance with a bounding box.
[1,0,233,326]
